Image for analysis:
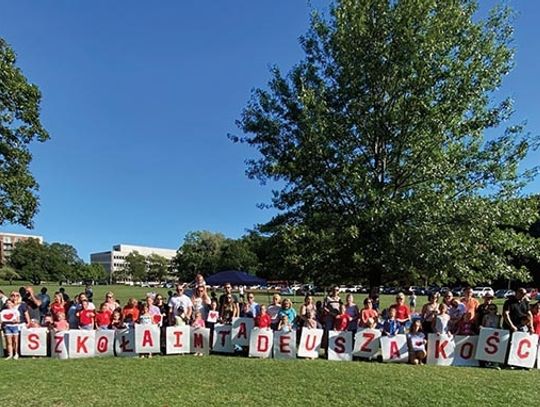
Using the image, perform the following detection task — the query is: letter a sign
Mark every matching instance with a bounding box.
[135,324,161,354]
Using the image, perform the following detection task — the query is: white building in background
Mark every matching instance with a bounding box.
[90,244,177,280]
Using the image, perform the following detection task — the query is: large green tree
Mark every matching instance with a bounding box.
[8,239,84,284]
[174,231,226,280]
[123,251,147,282]
[234,0,540,286]
[0,38,49,227]
[147,253,170,282]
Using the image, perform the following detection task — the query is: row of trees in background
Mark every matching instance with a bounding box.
[1,238,106,285]
[174,204,540,287]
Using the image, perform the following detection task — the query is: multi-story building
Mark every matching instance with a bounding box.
[90,244,177,281]
[0,232,44,265]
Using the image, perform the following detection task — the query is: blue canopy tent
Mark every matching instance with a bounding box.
[205,270,267,287]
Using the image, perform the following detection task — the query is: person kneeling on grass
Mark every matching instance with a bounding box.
[407,319,426,365]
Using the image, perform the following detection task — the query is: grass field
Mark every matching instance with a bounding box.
[0,354,537,406]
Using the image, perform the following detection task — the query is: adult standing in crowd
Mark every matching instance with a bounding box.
[146,295,161,319]
[220,294,239,324]
[49,292,66,320]
[219,283,239,308]
[85,285,94,303]
[59,287,70,302]
[323,286,342,330]
[502,288,533,332]
[461,287,479,321]
[344,294,360,332]
[241,292,260,318]
[103,291,119,313]
[359,297,378,328]
[19,286,41,324]
[267,293,282,330]
[278,298,297,326]
[476,290,495,329]
[0,290,7,309]
[37,287,50,323]
[420,293,439,333]
[192,284,211,320]
[11,290,30,325]
[168,283,193,324]
[299,295,316,327]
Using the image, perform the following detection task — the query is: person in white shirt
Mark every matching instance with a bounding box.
[168,284,193,325]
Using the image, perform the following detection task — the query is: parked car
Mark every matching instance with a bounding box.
[280,287,294,295]
[472,287,494,298]
[296,284,315,296]
[495,289,514,299]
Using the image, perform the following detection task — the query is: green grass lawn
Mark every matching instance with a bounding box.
[0,283,527,406]
[0,354,537,406]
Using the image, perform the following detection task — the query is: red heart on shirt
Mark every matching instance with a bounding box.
[3,313,14,321]
[415,341,423,347]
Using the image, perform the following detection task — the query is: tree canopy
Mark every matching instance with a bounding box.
[233,0,540,286]
[0,38,49,227]
[8,239,88,284]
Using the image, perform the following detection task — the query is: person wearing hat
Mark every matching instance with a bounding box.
[475,289,495,330]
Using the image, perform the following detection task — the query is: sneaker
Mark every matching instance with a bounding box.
[13,354,19,360]
[5,355,12,360]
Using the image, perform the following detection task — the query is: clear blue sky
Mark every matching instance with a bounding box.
[1,1,539,261]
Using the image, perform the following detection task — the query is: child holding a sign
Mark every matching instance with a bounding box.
[407,319,426,365]
[1,299,20,360]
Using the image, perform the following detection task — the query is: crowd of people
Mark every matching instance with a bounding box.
[1,278,540,364]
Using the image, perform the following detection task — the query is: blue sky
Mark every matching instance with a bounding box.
[1,1,539,261]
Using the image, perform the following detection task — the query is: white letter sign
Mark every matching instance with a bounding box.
[166,326,190,355]
[20,327,48,357]
[298,328,323,359]
[328,331,353,361]
[248,328,273,359]
[380,335,408,363]
[353,329,382,359]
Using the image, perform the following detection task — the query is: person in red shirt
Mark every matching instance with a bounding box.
[360,297,378,328]
[393,293,411,324]
[334,304,352,331]
[77,300,95,329]
[95,303,112,329]
[49,292,67,320]
[122,298,140,325]
[255,305,272,329]
[531,302,540,335]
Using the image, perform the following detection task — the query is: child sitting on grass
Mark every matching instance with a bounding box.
[407,319,426,365]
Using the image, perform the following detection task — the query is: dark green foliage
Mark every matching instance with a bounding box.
[0,38,49,227]
[233,0,540,286]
